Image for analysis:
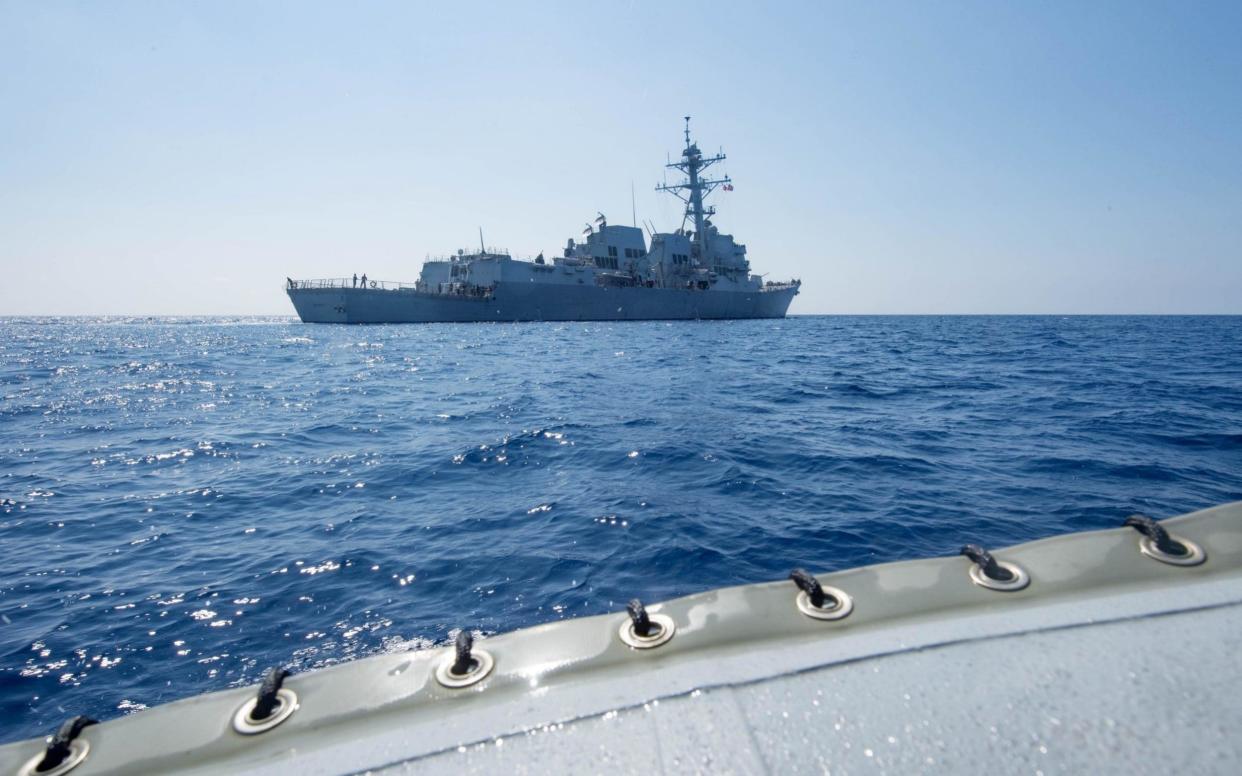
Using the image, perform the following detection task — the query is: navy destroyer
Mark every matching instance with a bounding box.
[286,119,800,323]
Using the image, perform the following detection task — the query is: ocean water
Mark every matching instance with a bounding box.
[1,315,1240,743]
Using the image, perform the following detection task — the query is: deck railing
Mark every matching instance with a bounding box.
[424,249,512,262]
[286,278,498,300]
[285,278,419,291]
[287,275,798,294]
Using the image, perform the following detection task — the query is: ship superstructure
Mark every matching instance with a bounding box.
[286,119,800,323]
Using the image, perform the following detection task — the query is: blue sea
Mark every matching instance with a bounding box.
[2,315,1240,743]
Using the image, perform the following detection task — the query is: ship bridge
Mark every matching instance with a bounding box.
[564,220,647,272]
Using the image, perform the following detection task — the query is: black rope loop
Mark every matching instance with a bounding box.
[251,668,289,721]
[36,716,96,772]
[960,544,1016,582]
[434,629,494,686]
[627,599,657,637]
[789,568,837,609]
[1124,514,1188,556]
[450,631,477,676]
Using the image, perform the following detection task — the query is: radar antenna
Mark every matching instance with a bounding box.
[655,116,731,261]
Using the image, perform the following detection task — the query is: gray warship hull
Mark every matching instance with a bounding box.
[288,281,798,323]
[287,120,802,324]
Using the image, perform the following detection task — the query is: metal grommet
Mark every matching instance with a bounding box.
[17,740,89,776]
[232,689,298,735]
[435,648,494,688]
[795,586,854,620]
[618,612,675,649]
[968,560,1030,592]
[1124,514,1207,567]
[1138,534,1206,566]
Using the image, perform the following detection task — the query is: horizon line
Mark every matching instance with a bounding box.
[3,312,1240,319]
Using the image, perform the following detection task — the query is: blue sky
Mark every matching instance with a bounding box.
[1,1,1239,314]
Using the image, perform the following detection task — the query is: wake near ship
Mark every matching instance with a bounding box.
[286,119,800,323]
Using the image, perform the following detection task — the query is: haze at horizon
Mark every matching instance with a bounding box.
[1,1,1239,315]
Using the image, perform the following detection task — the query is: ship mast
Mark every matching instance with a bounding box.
[655,116,731,262]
